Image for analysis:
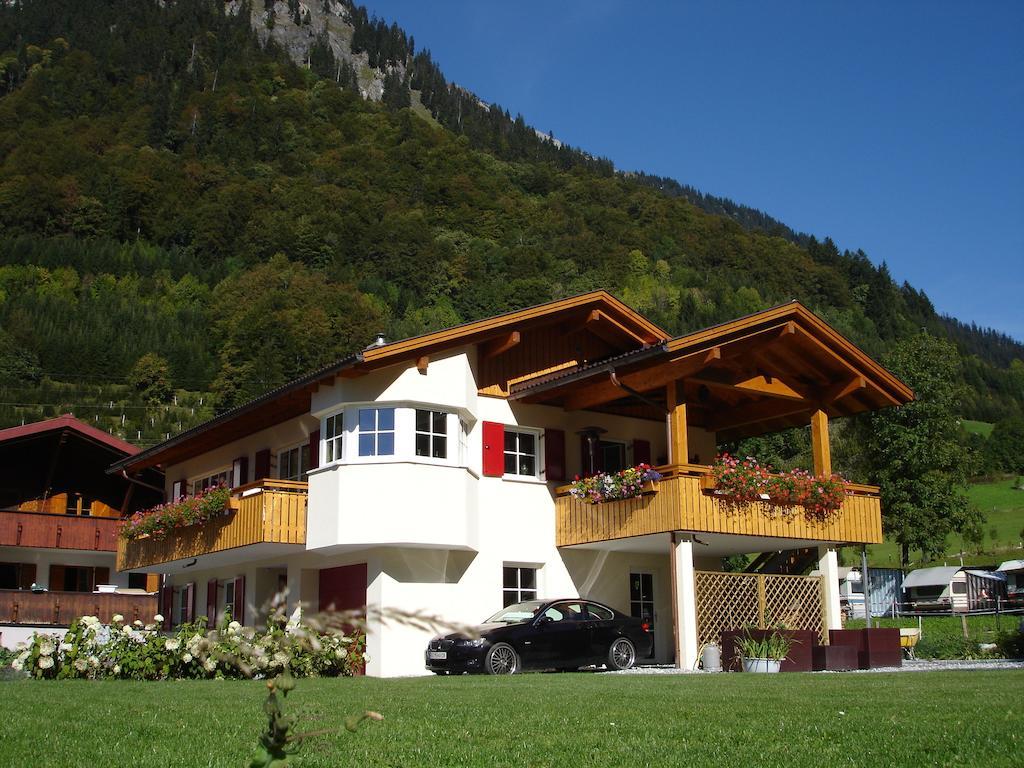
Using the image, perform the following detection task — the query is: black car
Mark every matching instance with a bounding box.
[425,598,653,675]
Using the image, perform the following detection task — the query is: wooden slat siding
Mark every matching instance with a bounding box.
[478,325,615,397]
[555,474,882,547]
[0,510,119,551]
[1,589,158,626]
[117,481,308,571]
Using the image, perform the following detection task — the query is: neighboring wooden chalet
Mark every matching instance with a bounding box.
[0,415,163,646]
[111,292,914,676]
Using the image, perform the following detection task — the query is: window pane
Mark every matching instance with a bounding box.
[358,409,375,431]
[504,431,517,451]
[432,411,446,432]
[325,441,335,463]
[358,434,374,456]
[378,408,394,431]
[416,409,429,432]
[587,603,614,621]
[630,575,642,601]
[503,567,518,589]
[518,433,535,454]
[504,454,517,474]
[519,456,535,476]
[432,436,446,459]
[378,432,394,456]
[415,434,430,457]
[503,592,518,608]
[519,568,536,589]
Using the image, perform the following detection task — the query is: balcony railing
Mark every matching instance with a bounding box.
[555,464,882,547]
[0,589,158,626]
[116,480,308,571]
[0,510,120,551]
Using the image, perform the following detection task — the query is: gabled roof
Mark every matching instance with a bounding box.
[0,414,140,456]
[113,291,666,472]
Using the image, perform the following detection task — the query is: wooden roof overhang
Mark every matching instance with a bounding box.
[112,291,667,474]
[512,302,914,441]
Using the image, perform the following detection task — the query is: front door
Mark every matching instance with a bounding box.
[629,572,656,658]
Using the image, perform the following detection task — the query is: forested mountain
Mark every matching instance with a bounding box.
[0,0,1020,453]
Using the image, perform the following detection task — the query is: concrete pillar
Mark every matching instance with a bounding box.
[286,562,304,620]
[818,545,842,632]
[670,534,700,669]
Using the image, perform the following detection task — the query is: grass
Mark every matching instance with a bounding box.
[0,673,1021,767]
[864,476,1024,568]
[961,420,995,438]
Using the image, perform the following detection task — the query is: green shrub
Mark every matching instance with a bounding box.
[994,630,1024,659]
[915,634,992,660]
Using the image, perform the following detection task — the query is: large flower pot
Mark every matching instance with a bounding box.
[741,657,782,673]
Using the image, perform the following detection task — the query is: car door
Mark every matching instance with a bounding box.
[583,602,618,662]
[527,601,588,668]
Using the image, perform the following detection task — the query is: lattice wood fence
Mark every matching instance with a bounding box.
[694,570,825,646]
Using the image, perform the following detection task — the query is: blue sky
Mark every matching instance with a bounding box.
[363,1,1024,341]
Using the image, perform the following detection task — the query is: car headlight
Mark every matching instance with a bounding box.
[454,638,486,647]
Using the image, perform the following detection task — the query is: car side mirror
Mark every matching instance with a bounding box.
[536,615,554,627]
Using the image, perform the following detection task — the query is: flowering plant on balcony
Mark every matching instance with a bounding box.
[569,464,663,504]
[119,485,233,541]
[709,453,848,522]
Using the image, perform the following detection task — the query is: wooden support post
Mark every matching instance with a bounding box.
[666,381,688,465]
[810,409,832,476]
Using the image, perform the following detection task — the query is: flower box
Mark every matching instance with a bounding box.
[569,464,663,504]
[120,486,235,541]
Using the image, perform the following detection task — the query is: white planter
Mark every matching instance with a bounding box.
[741,657,782,673]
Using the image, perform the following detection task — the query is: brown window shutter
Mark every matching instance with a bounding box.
[633,439,652,466]
[161,584,173,629]
[95,566,110,588]
[232,456,249,488]
[544,428,566,481]
[308,429,320,471]
[254,449,271,481]
[184,582,195,623]
[49,564,65,592]
[19,563,37,590]
[206,579,218,624]
[482,421,505,477]
[234,575,245,624]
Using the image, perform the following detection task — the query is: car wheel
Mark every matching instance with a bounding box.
[607,637,636,670]
[485,642,520,675]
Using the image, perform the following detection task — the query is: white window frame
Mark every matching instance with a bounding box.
[318,403,464,469]
[175,585,190,627]
[223,578,237,623]
[414,407,450,460]
[502,427,543,480]
[277,443,309,481]
[502,564,539,607]
[191,467,231,495]
[357,406,396,457]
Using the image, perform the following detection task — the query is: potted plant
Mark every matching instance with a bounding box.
[734,629,792,673]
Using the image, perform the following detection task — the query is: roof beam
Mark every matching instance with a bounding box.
[416,355,430,375]
[689,371,808,403]
[818,375,866,406]
[479,330,521,360]
[707,400,813,433]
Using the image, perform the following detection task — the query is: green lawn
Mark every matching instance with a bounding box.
[0,673,1021,767]
[961,420,995,438]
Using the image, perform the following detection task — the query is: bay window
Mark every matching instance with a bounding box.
[323,412,343,463]
[319,405,463,467]
[415,409,448,459]
[358,407,395,457]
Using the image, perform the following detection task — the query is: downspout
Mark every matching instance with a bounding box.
[119,469,165,495]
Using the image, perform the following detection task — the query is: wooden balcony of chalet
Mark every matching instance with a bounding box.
[0,589,158,626]
[555,464,882,548]
[0,508,120,552]
[116,480,308,572]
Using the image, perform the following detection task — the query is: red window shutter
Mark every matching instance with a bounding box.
[482,421,505,477]
[161,584,173,629]
[234,575,245,625]
[95,566,110,588]
[19,563,36,590]
[633,439,652,466]
[49,564,65,592]
[544,428,566,481]
[184,582,195,623]
[232,456,249,488]
[254,449,271,481]
[206,579,217,624]
[308,429,320,471]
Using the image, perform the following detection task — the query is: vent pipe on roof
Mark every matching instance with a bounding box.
[366,332,386,350]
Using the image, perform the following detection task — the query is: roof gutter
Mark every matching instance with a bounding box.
[119,468,165,495]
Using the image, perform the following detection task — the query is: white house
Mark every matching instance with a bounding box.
[111,292,913,676]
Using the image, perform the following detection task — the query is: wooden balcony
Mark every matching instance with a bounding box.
[0,589,158,626]
[116,480,307,572]
[0,509,120,551]
[555,465,882,547]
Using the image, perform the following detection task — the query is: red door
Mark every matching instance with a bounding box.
[318,563,368,615]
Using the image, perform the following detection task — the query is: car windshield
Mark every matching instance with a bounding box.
[484,601,545,624]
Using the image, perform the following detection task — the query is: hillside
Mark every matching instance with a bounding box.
[0,0,1020,456]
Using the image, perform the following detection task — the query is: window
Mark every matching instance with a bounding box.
[192,469,230,495]
[415,409,448,459]
[504,429,537,477]
[278,445,309,481]
[128,572,149,590]
[323,412,344,463]
[952,581,967,595]
[223,578,237,621]
[542,601,584,621]
[599,441,626,473]
[503,566,537,607]
[585,602,614,621]
[176,586,190,626]
[358,407,395,456]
